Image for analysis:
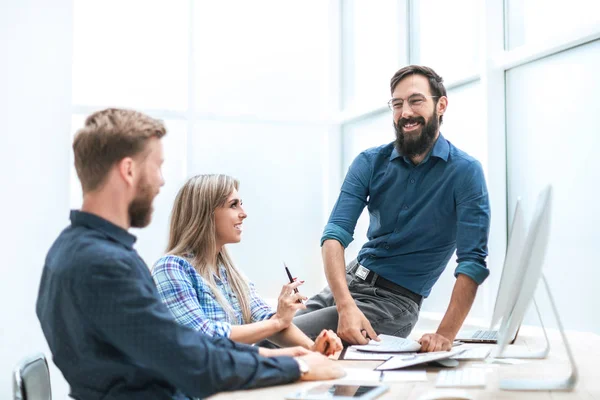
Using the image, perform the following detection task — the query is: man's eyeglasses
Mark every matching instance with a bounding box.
[387,95,439,113]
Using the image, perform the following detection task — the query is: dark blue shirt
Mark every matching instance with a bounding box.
[321,134,490,297]
[36,210,300,400]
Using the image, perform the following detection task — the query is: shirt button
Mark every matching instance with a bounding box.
[403,205,409,210]
[410,179,415,183]
[385,245,390,250]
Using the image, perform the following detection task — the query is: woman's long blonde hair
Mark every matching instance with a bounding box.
[166,174,252,324]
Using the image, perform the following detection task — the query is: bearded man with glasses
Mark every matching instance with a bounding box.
[293,65,491,353]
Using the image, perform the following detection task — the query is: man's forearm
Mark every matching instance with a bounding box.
[436,274,478,340]
[321,240,354,309]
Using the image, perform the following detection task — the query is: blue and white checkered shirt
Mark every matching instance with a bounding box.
[152,255,275,338]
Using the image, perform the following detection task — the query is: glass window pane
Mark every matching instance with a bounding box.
[442,81,487,172]
[72,0,189,110]
[506,40,600,333]
[193,1,331,120]
[342,0,407,111]
[507,0,600,49]
[189,121,330,297]
[417,0,481,83]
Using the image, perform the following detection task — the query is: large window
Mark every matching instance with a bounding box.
[506,40,600,333]
[71,0,334,297]
[69,0,600,331]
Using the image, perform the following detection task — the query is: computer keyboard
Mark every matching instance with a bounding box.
[353,334,421,353]
[471,330,498,341]
[435,368,486,388]
[451,347,491,360]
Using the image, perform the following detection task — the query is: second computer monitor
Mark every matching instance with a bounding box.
[490,197,527,329]
[496,185,553,356]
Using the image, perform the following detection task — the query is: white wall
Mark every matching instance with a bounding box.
[0,0,72,397]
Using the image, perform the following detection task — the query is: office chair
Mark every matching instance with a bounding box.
[13,353,52,400]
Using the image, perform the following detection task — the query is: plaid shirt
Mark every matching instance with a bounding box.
[152,255,275,338]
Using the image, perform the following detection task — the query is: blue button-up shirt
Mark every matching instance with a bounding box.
[322,134,490,297]
[36,210,300,400]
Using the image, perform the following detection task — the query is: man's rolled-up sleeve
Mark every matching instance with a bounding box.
[454,160,491,284]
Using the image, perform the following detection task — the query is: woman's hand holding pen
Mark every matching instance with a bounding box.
[311,329,343,356]
[273,280,307,329]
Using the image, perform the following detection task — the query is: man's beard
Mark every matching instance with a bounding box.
[128,176,155,228]
[394,110,439,159]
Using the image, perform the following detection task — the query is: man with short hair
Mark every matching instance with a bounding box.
[294,65,491,352]
[36,108,342,400]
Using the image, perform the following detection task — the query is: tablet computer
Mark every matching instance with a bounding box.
[284,383,389,400]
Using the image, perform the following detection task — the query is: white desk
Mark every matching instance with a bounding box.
[209,327,600,399]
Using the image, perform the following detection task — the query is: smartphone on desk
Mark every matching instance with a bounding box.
[285,383,389,400]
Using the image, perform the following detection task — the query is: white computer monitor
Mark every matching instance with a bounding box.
[495,186,553,356]
[490,197,527,330]
[494,185,578,391]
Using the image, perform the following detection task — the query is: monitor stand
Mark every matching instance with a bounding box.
[500,274,578,391]
[495,297,549,359]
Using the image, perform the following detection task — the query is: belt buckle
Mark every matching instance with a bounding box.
[355,265,369,280]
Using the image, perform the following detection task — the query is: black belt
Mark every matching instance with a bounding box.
[352,263,423,307]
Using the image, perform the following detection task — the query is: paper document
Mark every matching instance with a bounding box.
[352,334,421,353]
[376,348,464,370]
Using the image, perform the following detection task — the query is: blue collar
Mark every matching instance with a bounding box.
[390,133,450,164]
[70,210,137,249]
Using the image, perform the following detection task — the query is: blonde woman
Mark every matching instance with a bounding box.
[153,174,342,355]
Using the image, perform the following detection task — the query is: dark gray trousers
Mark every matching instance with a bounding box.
[292,259,421,341]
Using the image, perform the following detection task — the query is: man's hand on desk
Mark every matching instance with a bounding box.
[336,303,379,345]
[295,353,345,381]
[258,346,311,358]
[418,332,452,352]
